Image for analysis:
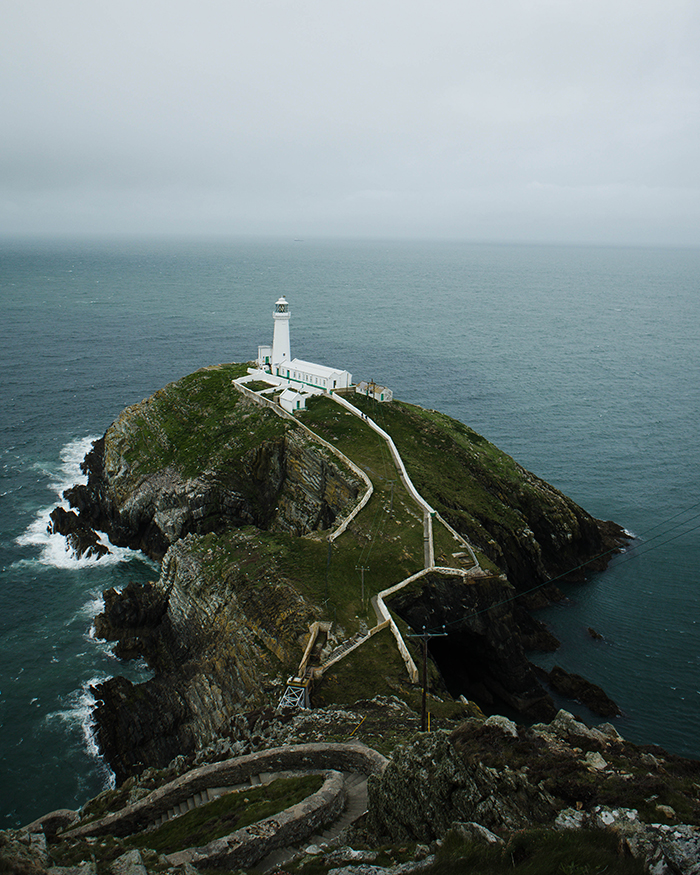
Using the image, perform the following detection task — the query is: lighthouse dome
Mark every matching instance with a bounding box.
[274,296,289,313]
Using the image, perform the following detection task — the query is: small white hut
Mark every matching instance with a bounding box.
[279,387,309,413]
[355,380,393,402]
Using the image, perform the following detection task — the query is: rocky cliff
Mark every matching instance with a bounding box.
[52,364,629,780]
[58,364,362,560]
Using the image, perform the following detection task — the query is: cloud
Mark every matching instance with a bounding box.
[2,0,699,243]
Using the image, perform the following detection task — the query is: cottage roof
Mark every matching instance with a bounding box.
[287,358,348,379]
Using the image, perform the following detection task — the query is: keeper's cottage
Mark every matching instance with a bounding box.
[256,296,352,392]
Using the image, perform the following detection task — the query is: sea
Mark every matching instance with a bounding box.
[1,237,699,827]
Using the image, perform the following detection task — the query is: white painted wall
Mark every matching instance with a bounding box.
[272,296,291,367]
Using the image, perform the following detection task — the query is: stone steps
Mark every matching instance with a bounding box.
[150,772,270,829]
[320,632,370,670]
[257,771,370,873]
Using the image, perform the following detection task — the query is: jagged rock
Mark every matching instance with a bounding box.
[48,864,97,875]
[327,860,436,875]
[546,665,620,717]
[445,821,504,845]
[325,847,379,865]
[110,849,147,875]
[367,731,558,842]
[555,808,587,830]
[484,715,518,738]
[48,507,110,559]
[61,372,362,561]
[532,708,622,747]
[91,533,319,781]
[557,806,700,875]
[0,827,49,874]
[584,751,608,770]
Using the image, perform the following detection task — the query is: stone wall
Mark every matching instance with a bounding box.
[64,743,387,840]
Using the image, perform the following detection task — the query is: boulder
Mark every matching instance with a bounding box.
[367,731,557,842]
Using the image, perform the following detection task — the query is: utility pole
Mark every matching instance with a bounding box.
[355,565,369,609]
[407,625,448,731]
[325,538,332,601]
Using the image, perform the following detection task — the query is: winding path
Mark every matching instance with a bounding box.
[63,743,386,872]
[234,376,484,686]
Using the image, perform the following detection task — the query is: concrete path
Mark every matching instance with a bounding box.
[235,377,483,685]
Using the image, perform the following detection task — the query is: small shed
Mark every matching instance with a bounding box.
[356,380,393,402]
[279,387,308,413]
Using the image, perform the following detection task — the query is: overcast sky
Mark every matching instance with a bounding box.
[2,0,699,245]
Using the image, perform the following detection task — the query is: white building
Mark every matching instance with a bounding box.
[356,380,393,402]
[279,387,310,413]
[256,297,352,392]
[278,358,352,391]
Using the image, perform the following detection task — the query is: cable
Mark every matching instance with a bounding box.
[631,500,700,541]
[422,500,700,635]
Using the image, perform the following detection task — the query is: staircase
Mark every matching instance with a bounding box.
[149,772,275,829]
[257,771,369,873]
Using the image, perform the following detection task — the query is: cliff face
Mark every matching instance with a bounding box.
[61,365,362,560]
[386,573,555,721]
[92,530,319,782]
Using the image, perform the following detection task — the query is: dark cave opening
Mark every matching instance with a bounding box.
[428,631,496,706]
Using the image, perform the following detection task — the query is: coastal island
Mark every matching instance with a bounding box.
[7,361,700,875]
[48,360,628,778]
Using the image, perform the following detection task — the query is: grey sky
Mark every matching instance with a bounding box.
[2,0,699,244]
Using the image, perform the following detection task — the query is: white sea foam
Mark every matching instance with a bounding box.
[46,676,116,789]
[78,594,105,628]
[15,436,141,569]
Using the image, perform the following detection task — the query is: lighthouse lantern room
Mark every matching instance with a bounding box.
[272,296,291,367]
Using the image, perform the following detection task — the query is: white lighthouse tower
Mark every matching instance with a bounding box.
[271,295,291,370]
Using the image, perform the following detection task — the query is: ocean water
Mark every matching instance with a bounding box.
[1,237,699,827]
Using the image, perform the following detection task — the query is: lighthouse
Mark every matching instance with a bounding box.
[254,295,352,391]
[271,296,291,368]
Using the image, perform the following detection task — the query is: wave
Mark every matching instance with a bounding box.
[14,435,141,569]
[45,676,116,790]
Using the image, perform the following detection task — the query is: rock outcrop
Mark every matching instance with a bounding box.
[367,730,558,841]
[365,709,700,872]
[544,664,621,717]
[91,531,320,782]
[63,366,362,560]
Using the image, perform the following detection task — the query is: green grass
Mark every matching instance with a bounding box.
[116,363,290,482]
[129,774,324,855]
[339,393,591,587]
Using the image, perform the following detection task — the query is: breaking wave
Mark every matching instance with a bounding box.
[15,436,138,569]
[45,676,116,790]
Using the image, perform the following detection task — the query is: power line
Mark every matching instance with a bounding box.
[422,501,700,635]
